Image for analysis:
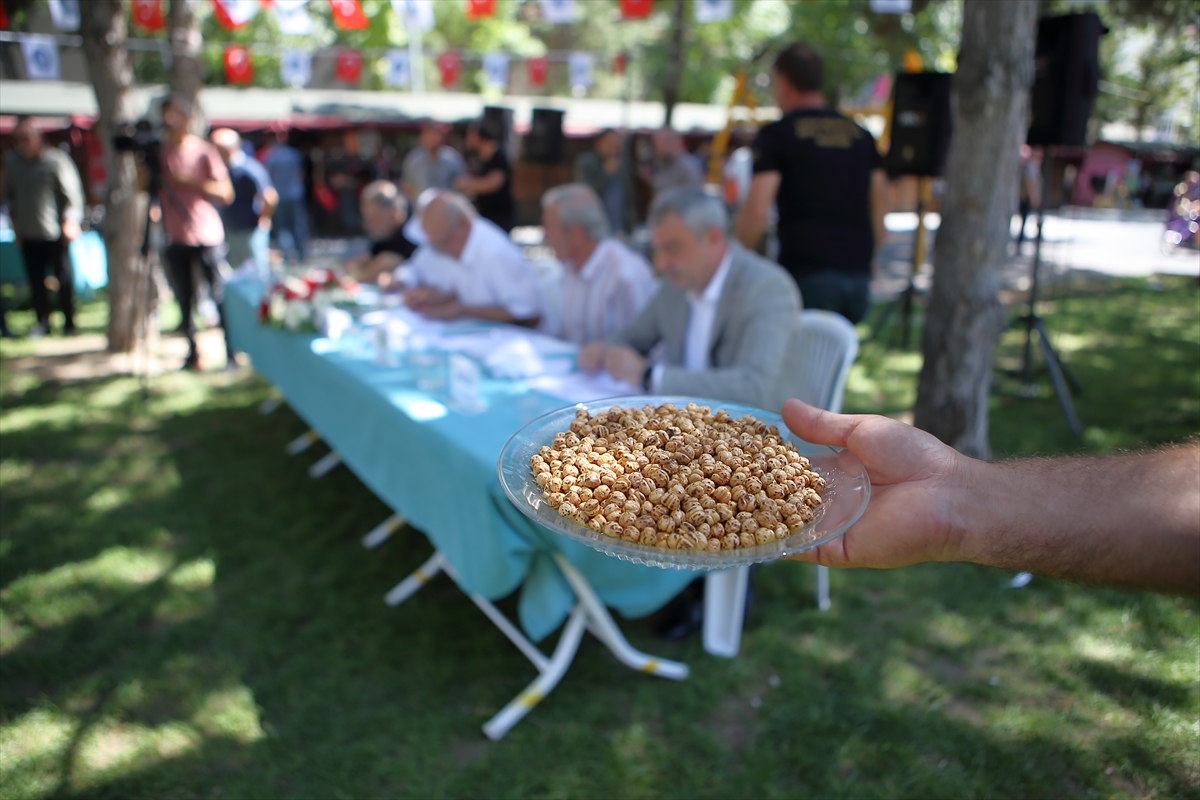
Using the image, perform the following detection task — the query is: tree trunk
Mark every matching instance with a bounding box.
[662,0,687,128]
[80,0,149,355]
[912,0,1039,459]
[167,0,203,117]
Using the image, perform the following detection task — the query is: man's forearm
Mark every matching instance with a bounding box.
[734,208,766,249]
[955,445,1200,596]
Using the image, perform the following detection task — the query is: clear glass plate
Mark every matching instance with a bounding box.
[497,395,871,571]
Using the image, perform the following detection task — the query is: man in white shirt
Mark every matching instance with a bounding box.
[403,191,542,326]
[578,188,804,410]
[540,183,658,345]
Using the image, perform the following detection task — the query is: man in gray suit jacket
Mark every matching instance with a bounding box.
[578,188,804,412]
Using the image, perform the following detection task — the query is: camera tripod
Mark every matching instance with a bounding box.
[869,177,931,348]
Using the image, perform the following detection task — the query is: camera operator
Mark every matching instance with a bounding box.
[2,116,85,337]
[157,95,235,371]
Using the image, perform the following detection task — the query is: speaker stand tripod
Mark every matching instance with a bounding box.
[1011,196,1082,437]
[869,177,930,348]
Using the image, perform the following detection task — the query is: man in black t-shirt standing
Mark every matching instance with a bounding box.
[456,119,515,232]
[734,44,888,324]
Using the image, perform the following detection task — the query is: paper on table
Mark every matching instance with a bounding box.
[436,328,577,361]
[526,372,640,404]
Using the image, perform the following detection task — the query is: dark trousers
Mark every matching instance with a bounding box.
[794,271,871,325]
[21,238,74,328]
[1016,199,1036,249]
[163,243,233,361]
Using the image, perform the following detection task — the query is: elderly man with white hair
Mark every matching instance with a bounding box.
[578,188,804,410]
[403,190,542,326]
[540,183,658,344]
[344,180,418,286]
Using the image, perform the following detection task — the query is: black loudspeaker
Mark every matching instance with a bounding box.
[481,105,512,145]
[525,108,565,164]
[1027,12,1103,146]
[884,71,953,177]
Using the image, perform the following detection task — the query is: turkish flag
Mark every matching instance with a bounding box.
[527,56,548,87]
[224,45,254,84]
[465,0,495,19]
[0,2,8,30]
[437,51,461,88]
[334,49,363,83]
[211,0,257,29]
[620,0,652,19]
[131,0,165,31]
[613,52,627,75]
[329,0,368,30]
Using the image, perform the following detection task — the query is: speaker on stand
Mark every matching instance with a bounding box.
[1012,11,1104,438]
[524,108,566,164]
[869,71,953,348]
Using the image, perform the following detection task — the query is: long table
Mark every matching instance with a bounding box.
[223,280,694,643]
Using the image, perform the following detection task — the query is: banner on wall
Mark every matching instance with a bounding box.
[47,0,81,32]
[869,0,912,12]
[334,49,364,83]
[212,0,259,30]
[568,51,593,89]
[694,0,732,23]
[482,52,510,90]
[620,0,653,20]
[391,0,434,31]
[20,35,61,81]
[131,0,165,32]
[280,49,312,86]
[274,0,313,35]
[330,0,369,30]
[465,0,495,20]
[437,51,461,87]
[527,56,549,87]
[539,0,576,24]
[384,49,411,88]
[224,44,254,84]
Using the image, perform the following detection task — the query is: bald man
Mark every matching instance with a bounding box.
[402,191,541,326]
[344,180,418,286]
[210,128,276,273]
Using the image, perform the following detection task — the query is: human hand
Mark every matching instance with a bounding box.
[781,399,973,569]
[60,219,81,243]
[577,342,606,373]
[416,296,464,320]
[602,345,647,387]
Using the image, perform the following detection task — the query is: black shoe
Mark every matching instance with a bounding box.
[181,354,201,371]
[27,322,49,339]
[63,322,77,336]
[653,581,706,641]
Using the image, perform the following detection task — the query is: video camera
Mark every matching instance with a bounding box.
[112,119,162,191]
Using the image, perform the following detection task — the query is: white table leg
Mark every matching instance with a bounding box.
[816,565,831,611]
[362,513,406,549]
[482,605,588,741]
[258,396,284,416]
[308,451,341,478]
[702,567,750,659]
[384,551,446,606]
[285,429,319,455]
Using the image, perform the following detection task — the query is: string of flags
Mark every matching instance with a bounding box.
[11,0,739,86]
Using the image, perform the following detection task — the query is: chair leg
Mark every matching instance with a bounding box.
[362,513,406,549]
[482,606,588,741]
[816,565,831,611]
[384,551,446,606]
[702,567,751,658]
[308,451,341,478]
[285,428,319,455]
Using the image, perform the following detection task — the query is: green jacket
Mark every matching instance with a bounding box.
[2,146,84,242]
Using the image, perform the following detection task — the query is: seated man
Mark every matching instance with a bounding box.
[345,180,418,286]
[578,188,804,410]
[403,191,542,326]
[540,183,658,344]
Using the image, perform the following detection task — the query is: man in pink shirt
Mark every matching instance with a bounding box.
[158,94,234,370]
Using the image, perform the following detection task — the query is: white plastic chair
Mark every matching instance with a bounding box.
[703,309,860,657]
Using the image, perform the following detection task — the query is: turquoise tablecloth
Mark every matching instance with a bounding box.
[224,280,694,641]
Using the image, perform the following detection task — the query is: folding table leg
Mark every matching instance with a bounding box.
[815,565,831,611]
[702,567,750,659]
[482,605,588,741]
[385,551,446,606]
[308,451,341,478]
[553,554,689,681]
[285,429,320,455]
[258,396,284,416]
[362,513,406,549]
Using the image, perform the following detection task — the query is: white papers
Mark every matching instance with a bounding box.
[449,354,486,413]
[274,0,313,34]
[280,49,312,87]
[47,0,80,31]
[568,52,594,89]
[482,52,510,90]
[694,0,732,23]
[384,49,411,88]
[539,0,576,24]
[527,373,639,404]
[20,36,60,81]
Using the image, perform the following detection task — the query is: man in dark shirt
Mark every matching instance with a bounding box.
[345,180,417,286]
[455,119,515,232]
[211,128,277,273]
[734,43,888,324]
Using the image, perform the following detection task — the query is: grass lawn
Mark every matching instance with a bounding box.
[1,276,1197,799]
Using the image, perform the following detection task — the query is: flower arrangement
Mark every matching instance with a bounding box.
[257,269,358,332]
